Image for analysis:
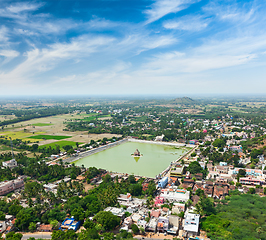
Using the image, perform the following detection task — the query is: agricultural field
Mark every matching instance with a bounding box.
[39,140,82,150]
[32,123,53,126]
[82,114,111,121]
[28,135,72,140]
[0,131,45,142]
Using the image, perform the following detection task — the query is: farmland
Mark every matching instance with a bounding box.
[28,135,72,140]
[38,140,82,149]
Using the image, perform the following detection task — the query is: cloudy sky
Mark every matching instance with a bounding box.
[0,0,266,96]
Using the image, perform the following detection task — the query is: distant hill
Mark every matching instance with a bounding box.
[170,97,195,105]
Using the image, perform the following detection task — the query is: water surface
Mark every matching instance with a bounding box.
[75,142,188,178]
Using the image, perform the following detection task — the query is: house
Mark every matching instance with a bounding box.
[183,213,200,236]
[0,177,24,196]
[104,207,125,219]
[154,196,164,206]
[172,203,185,214]
[137,219,147,230]
[170,166,184,177]
[0,221,6,233]
[191,195,200,206]
[213,185,229,199]
[158,177,168,188]
[207,163,214,171]
[155,135,164,141]
[160,188,190,202]
[131,213,142,223]
[239,177,262,186]
[39,224,53,232]
[232,168,264,179]
[194,173,203,180]
[118,193,132,202]
[2,159,17,168]
[123,216,133,227]
[157,217,169,232]
[215,165,228,174]
[68,221,81,231]
[220,162,227,166]
[167,215,180,235]
[60,217,81,231]
[189,140,198,145]
[229,145,242,153]
[150,210,160,218]
[43,183,58,192]
[146,218,158,232]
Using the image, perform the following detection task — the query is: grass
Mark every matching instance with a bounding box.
[133,116,148,122]
[39,140,81,149]
[28,135,72,140]
[1,131,33,139]
[82,114,111,121]
[32,123,53,126]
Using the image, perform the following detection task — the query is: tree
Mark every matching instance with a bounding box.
[146,180,156,196]
[248,188,256,194]
[78,228,100,240]
[129,184,142,196]
[50,220,59,230]
[128,175,136,184]
[15,209,33,231]
[178,211,184,218]
[94,211,120,231]
[71,207,85,221]
[191,152,197,157]
[0,211,5,221]
[238,169,246,177]
[212,138,226,148]
[28,222,36,232]
[103,174,111,183]
[8,203,23,215]
[83,219,96,230]
[195,195,215,216]
[51,230,77,240]
[187,161,203,175]
[229,181,235,185]
[5,232,23,240]
[131,224,139,234]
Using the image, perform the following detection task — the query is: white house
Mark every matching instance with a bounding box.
[2,159,17,168]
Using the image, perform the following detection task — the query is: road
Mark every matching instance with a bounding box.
[21,232,52,239]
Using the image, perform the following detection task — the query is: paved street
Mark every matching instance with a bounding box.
[21,232,52,239]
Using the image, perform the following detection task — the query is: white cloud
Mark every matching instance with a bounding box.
[0,26,8,43]
[163,15,210,31]
[0,49,19,64]
[144,0,199,24]
[118,34,177,56]
[6,2,43,13]
[204,2,256,23]
[0,2,42,20]
[86,18,119,29]
[0,34,115,84]
[0,49,19,58]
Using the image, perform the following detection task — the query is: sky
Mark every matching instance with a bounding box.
[0,0,266,96]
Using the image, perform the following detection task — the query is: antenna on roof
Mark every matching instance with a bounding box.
[9,137,14,159]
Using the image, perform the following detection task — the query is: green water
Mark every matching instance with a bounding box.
[75,142,189,178]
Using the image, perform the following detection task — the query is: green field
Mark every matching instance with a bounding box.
[32,123,53,126]
[133,116,148,122]
[0,131,45,142]
[39,140,81,149]
[83,114,111,121]
[28,135,72,140]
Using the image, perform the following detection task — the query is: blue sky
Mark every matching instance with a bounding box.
[0,0,266,96]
